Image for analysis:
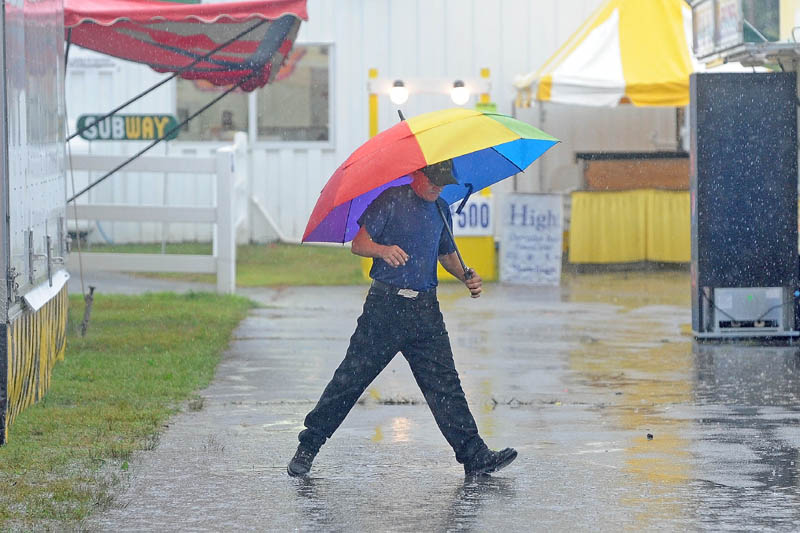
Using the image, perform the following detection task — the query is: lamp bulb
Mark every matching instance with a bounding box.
[389,80,409,105]
[451,80,470,106]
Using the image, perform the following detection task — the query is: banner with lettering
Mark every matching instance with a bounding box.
[499,193,563,285]
[77,114,179,141]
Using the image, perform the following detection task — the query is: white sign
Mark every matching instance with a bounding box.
[449,195,493,236]
[499,194,563,285]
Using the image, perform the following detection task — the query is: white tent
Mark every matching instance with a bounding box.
[513,0,754,108]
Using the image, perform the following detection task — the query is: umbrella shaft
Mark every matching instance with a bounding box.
[436,201,472,280]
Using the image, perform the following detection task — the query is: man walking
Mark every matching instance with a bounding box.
[288,160,517,477]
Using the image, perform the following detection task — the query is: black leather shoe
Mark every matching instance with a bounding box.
[464,447,518,476]
[287,445,317,477]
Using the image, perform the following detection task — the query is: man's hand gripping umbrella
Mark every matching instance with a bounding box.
[435,198,480,298]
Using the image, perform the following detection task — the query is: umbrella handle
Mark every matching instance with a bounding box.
[455,183,474,215]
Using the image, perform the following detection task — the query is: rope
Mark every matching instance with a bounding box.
[67,73,252,203]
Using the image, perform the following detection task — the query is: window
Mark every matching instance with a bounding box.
[256,44,330,142]
[175,78,249,142]
[174,44,331,143]
[742,0,779,42]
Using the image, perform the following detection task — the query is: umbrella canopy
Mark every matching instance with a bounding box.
[303,108,559,243]
[64,0,308,91]
[514,0,707,107]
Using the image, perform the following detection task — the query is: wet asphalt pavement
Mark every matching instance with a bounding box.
[69,271,800,532]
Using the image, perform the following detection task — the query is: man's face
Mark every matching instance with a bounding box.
[411,170,443,202]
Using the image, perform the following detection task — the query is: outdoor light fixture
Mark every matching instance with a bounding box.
[389,80,409,105]
[450,80,470,106]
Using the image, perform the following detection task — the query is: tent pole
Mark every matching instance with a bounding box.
[66,19,268,142]
[64,29,71,68]
[512,99,518,192]
[538,102,546,192]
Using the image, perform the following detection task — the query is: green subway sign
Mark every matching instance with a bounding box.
[77,114,180,141]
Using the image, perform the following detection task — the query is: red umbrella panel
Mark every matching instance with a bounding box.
[64,0,308,91]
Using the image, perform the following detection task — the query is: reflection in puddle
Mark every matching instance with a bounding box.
[478,379,496,438]
[445,476,516,531]
[564,269,691,309]
[563,271,800,529]
[693,344,800,406]
[370,417,414,443]
[690,343,800,501]
[292,473,517,532]
[390,417,412,443]
[570,336,693,525]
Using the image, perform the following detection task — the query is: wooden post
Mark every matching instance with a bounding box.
[215,145,236,294]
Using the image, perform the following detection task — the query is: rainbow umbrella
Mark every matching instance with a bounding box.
[302,108,559,243]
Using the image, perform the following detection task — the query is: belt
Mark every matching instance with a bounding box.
[369,280,436,300]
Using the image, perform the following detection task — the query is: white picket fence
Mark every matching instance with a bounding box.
[66,133,249,293]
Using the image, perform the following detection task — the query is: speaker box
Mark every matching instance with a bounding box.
[690,73,798,335]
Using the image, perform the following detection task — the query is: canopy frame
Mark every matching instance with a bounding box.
[63,0,305,201]
[67,15,298,203]
[65,18,268,142]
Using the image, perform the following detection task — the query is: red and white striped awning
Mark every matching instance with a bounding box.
[64,0,308,92]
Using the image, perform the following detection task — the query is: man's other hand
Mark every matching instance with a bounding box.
[380,245,409,267]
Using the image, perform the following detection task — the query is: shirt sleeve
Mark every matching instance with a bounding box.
[357,189,392,241]
[437,199,456,256]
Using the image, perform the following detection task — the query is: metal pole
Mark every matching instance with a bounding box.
[64,28,71,68]
[538,102,546,192]
[511,98,518,192]
[0,0,10,446]
[0,0,9,313]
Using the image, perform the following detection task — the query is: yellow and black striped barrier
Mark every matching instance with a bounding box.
[0,285,68,444]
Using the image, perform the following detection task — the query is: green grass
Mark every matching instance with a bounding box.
[83,242,365,286]
[0,292,252,527]
[83,241,212,255]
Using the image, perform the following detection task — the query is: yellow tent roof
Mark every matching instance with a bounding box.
[514,0,702,107]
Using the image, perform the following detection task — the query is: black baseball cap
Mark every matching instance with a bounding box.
[420,160,458,186]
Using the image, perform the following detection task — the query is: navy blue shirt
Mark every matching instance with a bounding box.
[358,185,455,291]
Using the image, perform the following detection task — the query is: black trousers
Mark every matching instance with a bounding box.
[299,286,487,464]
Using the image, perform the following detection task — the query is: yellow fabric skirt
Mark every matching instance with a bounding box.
[569,190,689,264]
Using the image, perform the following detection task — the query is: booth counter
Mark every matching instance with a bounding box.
[568,152,690,264]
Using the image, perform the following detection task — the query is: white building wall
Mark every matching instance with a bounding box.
[65,0,676,244]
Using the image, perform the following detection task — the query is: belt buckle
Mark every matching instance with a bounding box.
[397,288,419,299]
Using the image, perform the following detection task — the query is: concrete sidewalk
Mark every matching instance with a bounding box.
[71,271,800,532]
